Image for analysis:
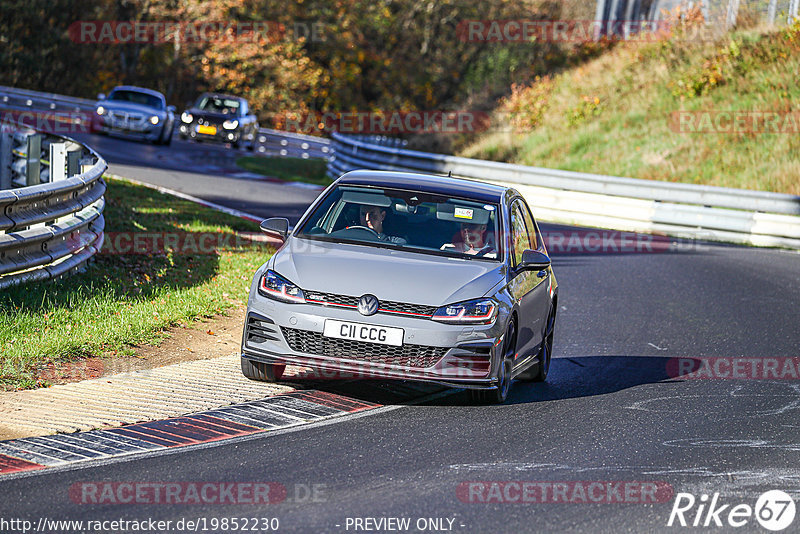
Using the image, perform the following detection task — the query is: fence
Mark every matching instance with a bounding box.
[0,127,107,289]
[327,132,800,249]
[595,0,799,38]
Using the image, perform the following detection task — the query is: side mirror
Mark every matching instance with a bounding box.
[97,93,106,101]
[519,249,551,271]
[167,105,176,113]
[260,218,290,240]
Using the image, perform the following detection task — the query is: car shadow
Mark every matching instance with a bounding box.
[291,355,697,407]
[500,355,687,406]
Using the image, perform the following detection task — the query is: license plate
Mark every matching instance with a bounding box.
[197,124,217,135]
[323,320,403,347]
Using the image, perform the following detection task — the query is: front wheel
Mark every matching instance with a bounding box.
[469,321,515,404]
[241,357,285,382]
[519,308,555,382]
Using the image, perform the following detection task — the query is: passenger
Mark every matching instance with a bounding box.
[355,205,406,244]
[442,222,496,257]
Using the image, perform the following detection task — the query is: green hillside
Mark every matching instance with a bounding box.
[461,20,800,195]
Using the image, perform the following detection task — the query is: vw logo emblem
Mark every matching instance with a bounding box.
[358,294,380,316]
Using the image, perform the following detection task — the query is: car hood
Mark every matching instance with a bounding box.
[187,108,237,122]
[98,101,163,116]
[271,237,505,306]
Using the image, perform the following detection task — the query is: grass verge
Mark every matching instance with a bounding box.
[460,19,800,195]
[0,176,274,390]
[236,156,331,186]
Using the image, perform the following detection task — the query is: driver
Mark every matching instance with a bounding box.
[356,205,406,244]
[441,222,496,257]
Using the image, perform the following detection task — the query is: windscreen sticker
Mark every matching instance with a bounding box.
[454,207,474,219]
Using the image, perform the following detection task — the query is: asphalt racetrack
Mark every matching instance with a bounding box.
[3,133,799,533]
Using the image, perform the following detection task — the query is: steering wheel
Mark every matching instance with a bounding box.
[345,225,381,238]
[475,245,496,257]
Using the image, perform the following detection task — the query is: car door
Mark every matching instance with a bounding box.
[506,198,549,362]
[520,198,553,344]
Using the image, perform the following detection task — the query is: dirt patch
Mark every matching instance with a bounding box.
[33,307,246,386]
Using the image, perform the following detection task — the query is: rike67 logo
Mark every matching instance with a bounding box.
[668,490,796,531]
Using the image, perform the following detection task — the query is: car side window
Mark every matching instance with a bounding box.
[520,201,539,251]
[510,201,531,267]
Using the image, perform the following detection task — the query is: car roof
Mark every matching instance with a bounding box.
[199,92,244,102]
[336,170,508,203]
[111,86,165,99]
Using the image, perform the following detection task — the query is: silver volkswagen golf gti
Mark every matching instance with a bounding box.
[241,170,558,403]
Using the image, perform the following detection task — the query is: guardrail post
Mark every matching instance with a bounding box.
[0,132,11,190]
[726,0,740,28]
[26,134,41,186]
[700,0,711,23]
[768,0,778,25]
[49,142,67,182]
[594,0,608,39]
[66,149,81,178]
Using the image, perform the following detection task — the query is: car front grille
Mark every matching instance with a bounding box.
[109,110,147,127]
[304,291,437,318]
[281,327,447,368]
[245,315,280,345]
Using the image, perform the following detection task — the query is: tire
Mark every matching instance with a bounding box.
[241,357,285,382]
[163,131,172,146]
[469,321,515,404]
[248,126,258,151]
[519,307,555,382]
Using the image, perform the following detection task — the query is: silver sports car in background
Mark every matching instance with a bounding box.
[93,85,175,145]
[241,170,558,403]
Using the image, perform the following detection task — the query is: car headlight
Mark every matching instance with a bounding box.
[96,106,105,115]
[431,298,497,324]
[149,115,160,125]
[222,119,239,130]
[259,270,306,303]
[181,112,193,123]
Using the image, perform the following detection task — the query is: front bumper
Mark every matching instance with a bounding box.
[180,123,240,143]
[241,300,506,389]
[96,117,161,140]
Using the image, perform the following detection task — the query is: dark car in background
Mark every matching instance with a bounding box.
[92,86,175,145]
[179,93,259,149]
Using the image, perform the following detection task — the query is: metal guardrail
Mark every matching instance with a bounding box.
[254,127,331,160]
[0,85,331,161]
[0,127,107,289]
[327,132,800,249]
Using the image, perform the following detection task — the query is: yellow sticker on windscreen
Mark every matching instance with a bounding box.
[454,207,474,219]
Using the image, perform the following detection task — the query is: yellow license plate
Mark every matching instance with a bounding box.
[197,124,217,135]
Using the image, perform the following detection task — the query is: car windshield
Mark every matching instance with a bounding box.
[197,96,240,115]
[296,185,502,261]
[107,90,163,109]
